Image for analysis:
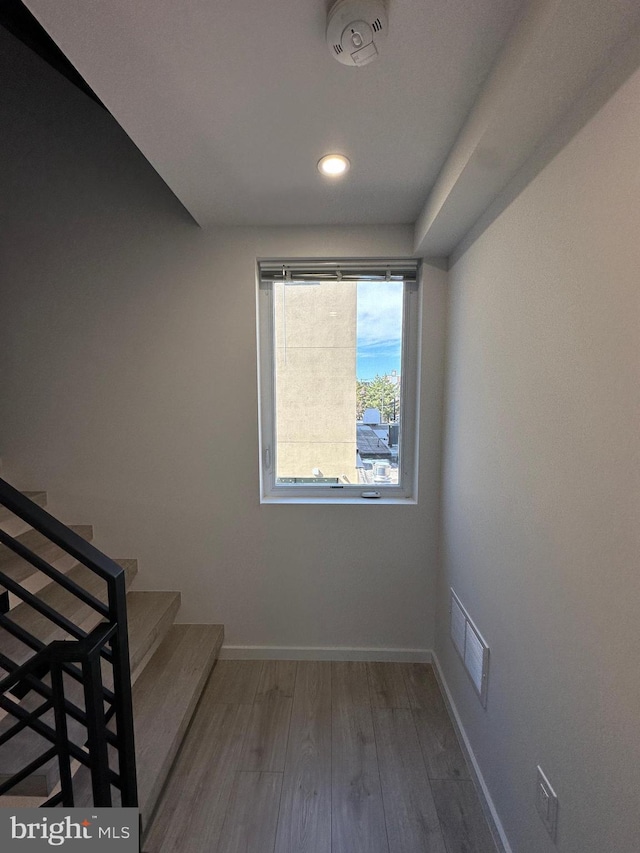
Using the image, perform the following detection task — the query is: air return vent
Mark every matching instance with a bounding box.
[450,589,490,707]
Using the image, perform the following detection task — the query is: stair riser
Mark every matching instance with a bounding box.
[140,626,223,833]
[70,624,223,832]
[130,595,181,679]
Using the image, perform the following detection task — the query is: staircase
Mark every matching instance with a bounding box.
[0,478,224,837]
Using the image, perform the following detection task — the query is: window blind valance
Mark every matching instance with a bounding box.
[258,258,419,285]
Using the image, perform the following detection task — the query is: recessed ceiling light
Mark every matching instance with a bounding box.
[318,154,350,177]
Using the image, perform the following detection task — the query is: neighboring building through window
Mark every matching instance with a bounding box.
[257,259,420,501]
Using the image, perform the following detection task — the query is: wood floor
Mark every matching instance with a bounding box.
[144,661,497,853]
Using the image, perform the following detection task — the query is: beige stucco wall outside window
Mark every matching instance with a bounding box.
[274,279,358,483]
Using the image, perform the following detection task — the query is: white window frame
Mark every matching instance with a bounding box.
[256,258,421,504]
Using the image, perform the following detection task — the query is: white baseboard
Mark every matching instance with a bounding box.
[431,651,513,853]
[219,645,432,662]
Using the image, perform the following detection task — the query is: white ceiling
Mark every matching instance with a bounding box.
[20,0,524,226]
[19,0,640,253]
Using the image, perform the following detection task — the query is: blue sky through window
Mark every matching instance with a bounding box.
[356,281,403,380]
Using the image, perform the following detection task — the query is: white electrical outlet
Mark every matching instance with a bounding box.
[536,765,558,842]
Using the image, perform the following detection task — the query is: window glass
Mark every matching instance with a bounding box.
[258,260,419,501]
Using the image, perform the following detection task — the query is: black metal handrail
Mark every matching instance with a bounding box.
[0,481,125,582]
[0,648,120,753]
[0,477,138,807]
[0,529,110,617]
[0,604,116,695]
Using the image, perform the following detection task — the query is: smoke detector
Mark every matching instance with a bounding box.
[327,0,388,67]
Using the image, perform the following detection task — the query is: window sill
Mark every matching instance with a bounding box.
[260,495,417,505]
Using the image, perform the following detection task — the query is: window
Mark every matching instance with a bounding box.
[257,259,421,502]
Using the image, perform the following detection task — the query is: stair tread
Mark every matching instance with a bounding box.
[0,559,138,670]
[0,492,47,525]
[74,623,223,826]
[0,525,93,585]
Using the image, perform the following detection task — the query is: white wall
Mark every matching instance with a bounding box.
[438,62,640,852]
[0,28,446,656]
